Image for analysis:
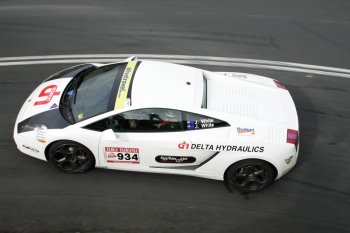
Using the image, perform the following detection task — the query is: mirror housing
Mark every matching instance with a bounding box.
[101,129,118,141]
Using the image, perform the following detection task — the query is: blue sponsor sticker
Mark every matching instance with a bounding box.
[187,120,195,130]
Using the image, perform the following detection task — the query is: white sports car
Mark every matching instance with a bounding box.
[14,57,299,193]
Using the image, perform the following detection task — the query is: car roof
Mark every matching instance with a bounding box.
[131,61,203,108]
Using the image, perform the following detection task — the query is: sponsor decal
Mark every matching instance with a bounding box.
[225,73,248,79]
[114,62,137,110]
[200,118,214,128]
[155,155,196,163]
[237,127,255,136]
[233,73,247,79]
[34,85,60,106]
[187,120,198,130]
[178,141,190,149]
[187,118,215,130]
[22,144,39,153]
[285,156,293,164]
[177,142,264,153]
[35,130,46,143]
[105,147,140,164]
[50,103,58,109]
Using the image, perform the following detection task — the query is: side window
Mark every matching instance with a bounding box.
[84,117,112,131]
[183,112,229,130]
[111,108,183,132]
[84,109,229,132]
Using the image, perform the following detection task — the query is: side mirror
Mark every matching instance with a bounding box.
[101,129,118,141]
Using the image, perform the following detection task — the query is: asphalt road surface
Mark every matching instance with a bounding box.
[0,1,349,233]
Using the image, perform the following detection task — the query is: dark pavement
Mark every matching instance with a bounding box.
[0,1,349,232]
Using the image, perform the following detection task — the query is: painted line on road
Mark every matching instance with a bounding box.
[1,54,350,74]
[0,54,350,79]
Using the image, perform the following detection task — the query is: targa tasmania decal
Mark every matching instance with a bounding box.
[105,147,140,164]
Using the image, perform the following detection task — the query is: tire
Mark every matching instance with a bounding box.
[225,159,276,193]
[48,140,95,174]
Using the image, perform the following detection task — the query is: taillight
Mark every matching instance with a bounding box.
[273,79,286,89]
[287,129,298,148]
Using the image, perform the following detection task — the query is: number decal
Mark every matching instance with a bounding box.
[132,154,138,160]
[105,147,140,164]
[34,85,61,106]
[117,153,123,160]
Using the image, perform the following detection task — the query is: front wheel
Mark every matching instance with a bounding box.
[48,140,95,174]
[225,159,276,193]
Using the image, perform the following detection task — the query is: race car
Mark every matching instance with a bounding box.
[14,57,299,193]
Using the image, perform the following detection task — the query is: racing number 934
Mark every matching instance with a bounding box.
[104,147,140,164]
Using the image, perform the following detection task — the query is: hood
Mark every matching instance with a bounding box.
[16,78,72,122]
[16,63,96,122]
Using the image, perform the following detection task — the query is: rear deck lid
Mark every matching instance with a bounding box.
[207,75,297,128]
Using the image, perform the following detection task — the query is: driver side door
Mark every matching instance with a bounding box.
[87,108,191,170]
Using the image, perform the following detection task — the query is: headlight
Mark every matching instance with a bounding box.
[18,123,48,133]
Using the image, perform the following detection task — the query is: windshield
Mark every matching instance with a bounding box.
[60,63,127,123]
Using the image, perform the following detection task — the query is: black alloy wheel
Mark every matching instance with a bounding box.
[225,159,275,193]
[49,140,95,173]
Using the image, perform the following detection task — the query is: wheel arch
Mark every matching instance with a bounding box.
[44,139,96,168]
[45,140,58,161]
[223,158,278,183]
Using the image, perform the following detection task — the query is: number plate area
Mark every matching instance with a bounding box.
[104,147,140,164]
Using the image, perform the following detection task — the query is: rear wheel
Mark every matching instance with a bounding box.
[48,140,95,174]
[225,159,275,193]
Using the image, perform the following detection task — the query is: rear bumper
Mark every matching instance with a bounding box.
[276,142,299,179]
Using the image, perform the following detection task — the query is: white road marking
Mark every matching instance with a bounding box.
[0,54,350,78]
[1,54,350,73]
